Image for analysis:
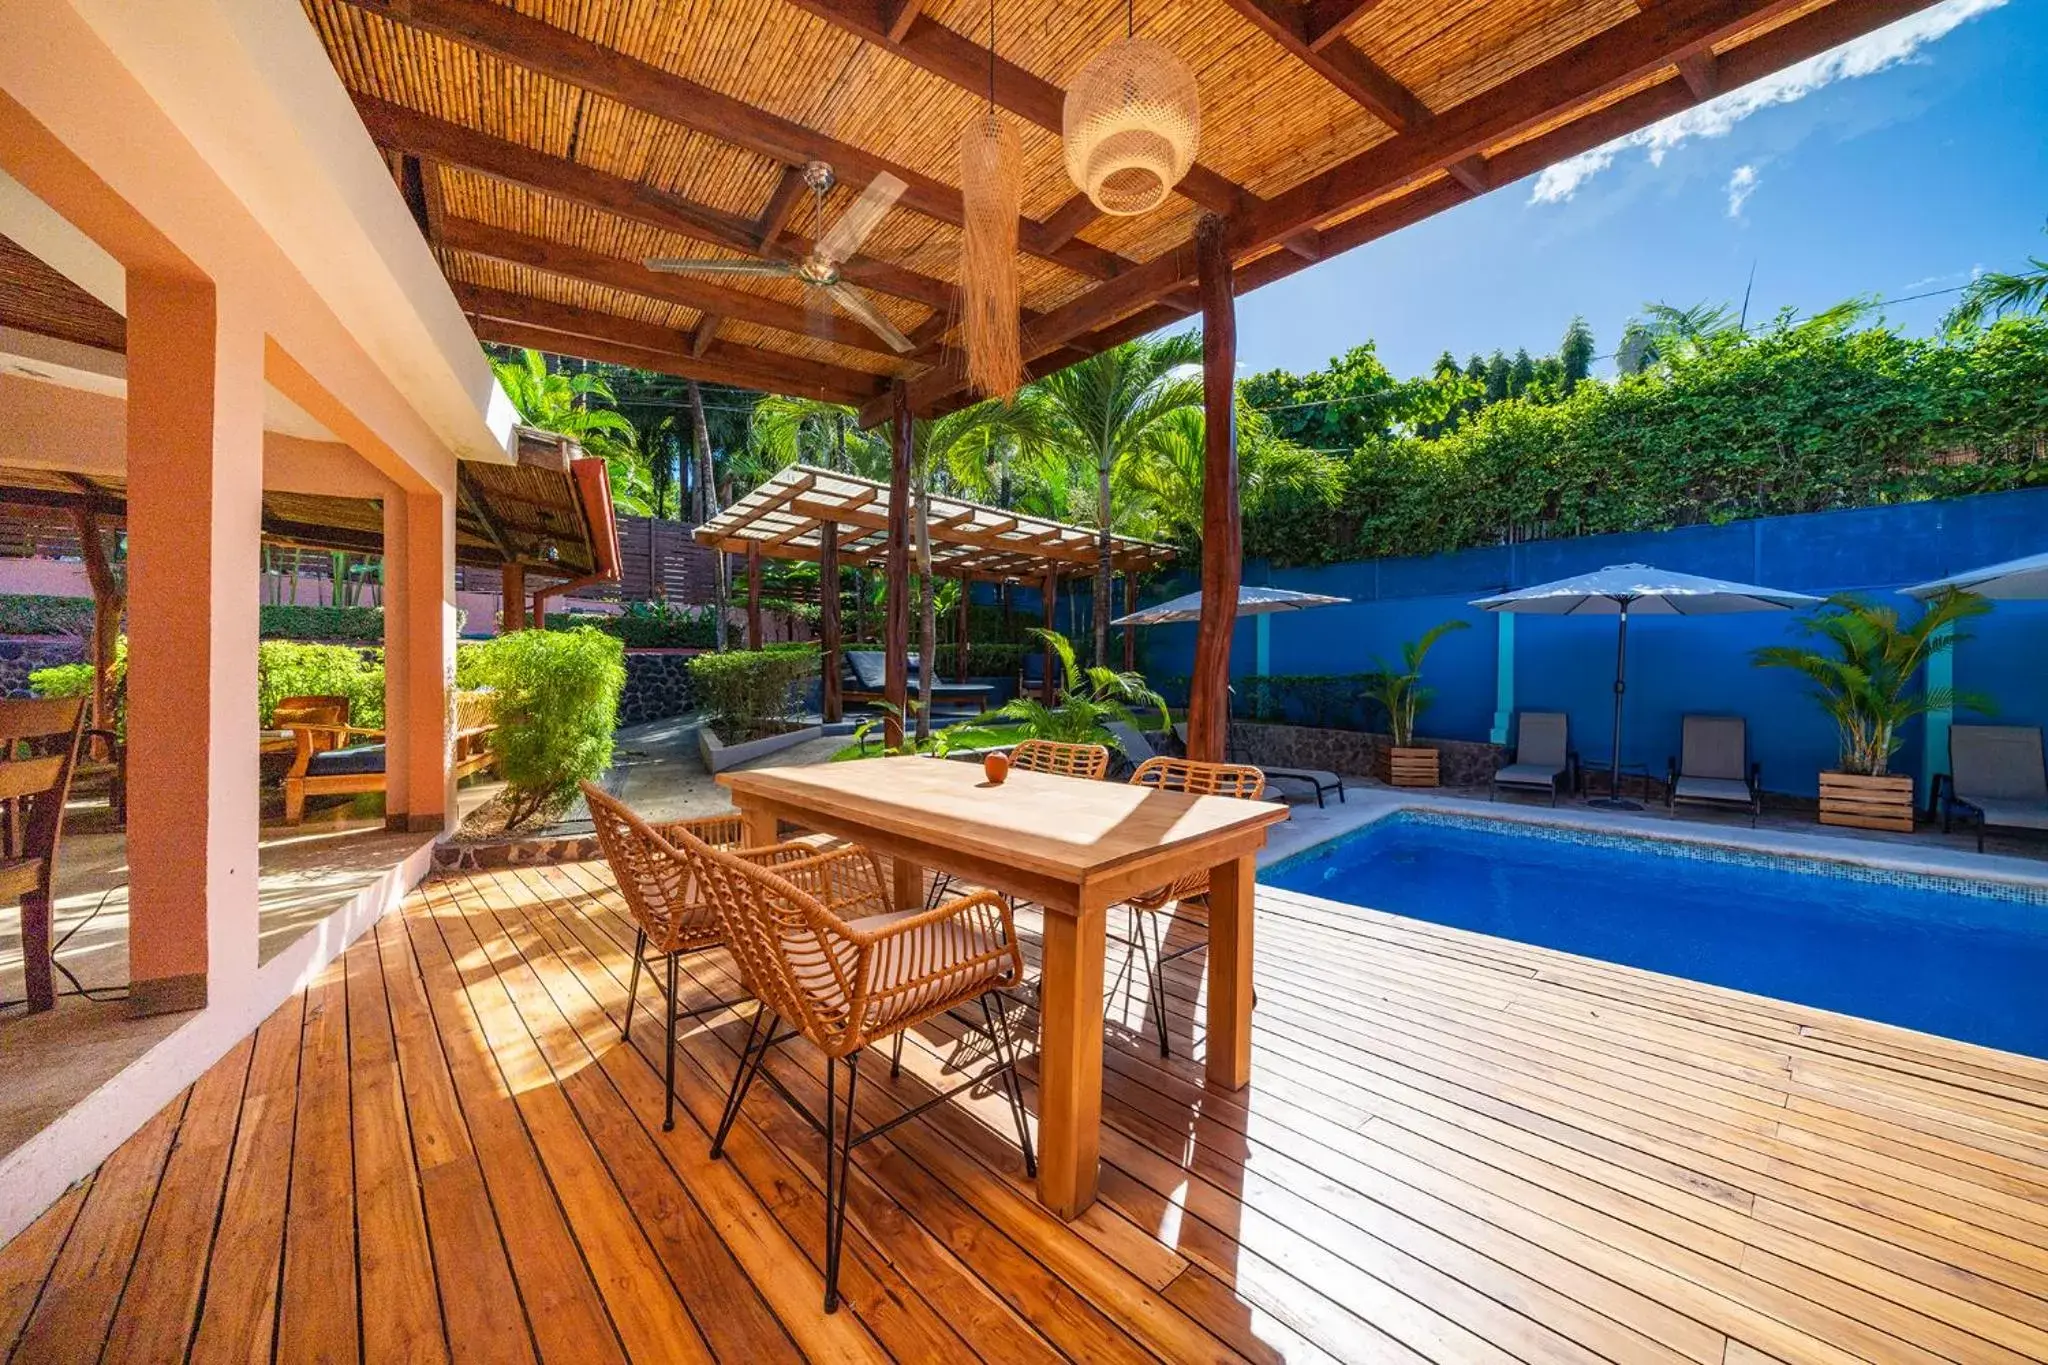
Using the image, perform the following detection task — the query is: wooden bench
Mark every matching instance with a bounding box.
[283,688,498,823]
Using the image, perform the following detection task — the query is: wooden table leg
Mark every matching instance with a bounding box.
[738,801,780,849]
[891,856,923,910]
[1205,854,1255,1090]
[1035,902,1105,1219]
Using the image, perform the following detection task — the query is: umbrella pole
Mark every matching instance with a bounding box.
[1592,599,1642,811]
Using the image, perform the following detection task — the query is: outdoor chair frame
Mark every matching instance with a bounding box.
[1666,715,1763,827]
[1936,724,2048,853]
[0,697,87,1012]
[673,824,1034,1313]
[1492,711,1579,806]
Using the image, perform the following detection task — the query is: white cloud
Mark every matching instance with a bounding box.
[1529,0,2008,205]
[1725,164,1759,217]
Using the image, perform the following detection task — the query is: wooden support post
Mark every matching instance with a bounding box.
[1041,567,1058,704]
[500,561,526,631]
[746,541,764,649]
[884,381,912,750]
[955,577,971,682]
[820,519,842,723]
[68,505,123,750]
[1186,214,1240,765]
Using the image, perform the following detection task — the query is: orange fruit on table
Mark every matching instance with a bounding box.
[983,751,1011,784]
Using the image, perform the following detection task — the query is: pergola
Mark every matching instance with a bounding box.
[696,464,1173,722]
[305,0,1939,760]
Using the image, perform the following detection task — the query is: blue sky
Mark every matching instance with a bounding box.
[1233,0,2048,381]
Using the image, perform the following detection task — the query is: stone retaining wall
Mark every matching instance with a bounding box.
[1227,720,1507,786]
[0,637,85,698]
[619,648,699,725]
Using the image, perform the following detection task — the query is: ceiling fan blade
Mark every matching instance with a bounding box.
[814,172,906,265]
[644,257,791,277]
[824,282,915,353]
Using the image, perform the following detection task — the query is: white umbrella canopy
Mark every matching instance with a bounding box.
[1112,584,1350,626]
[1472,563,1820,810]
[1472,563,1822,615]
[1900,551,2048,602]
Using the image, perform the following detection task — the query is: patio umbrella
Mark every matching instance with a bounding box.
[1472,564,1820,811]
[1110,583,1351,626]
[1900,550,2048,601]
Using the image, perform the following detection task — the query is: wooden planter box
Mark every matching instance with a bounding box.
[1380,744,1440,789]
[1818,771,1915,833]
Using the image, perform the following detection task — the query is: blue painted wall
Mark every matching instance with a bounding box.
[1136,488,2048,796]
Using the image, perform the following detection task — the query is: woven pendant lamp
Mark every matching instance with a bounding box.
[958,0,1024,398]
[1063,14,1199,216]
[959,109,1023,398]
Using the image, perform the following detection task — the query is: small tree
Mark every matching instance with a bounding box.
[1752,590,1990,777]
[979,629,1169,747]
[1362,618,1468,746]
[470,627,625,827]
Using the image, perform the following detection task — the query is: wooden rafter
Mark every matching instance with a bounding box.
[337,0,1133,282]
[1220,0,1432,131]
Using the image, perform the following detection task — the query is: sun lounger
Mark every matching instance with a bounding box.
[1666,715,1762,825]
[1940,724,2048,852]
[1492,711,1575,805]
[840,650,994,708]
[1172,721,1343,807]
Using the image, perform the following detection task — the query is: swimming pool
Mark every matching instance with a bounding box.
[1261,812,2048,1060]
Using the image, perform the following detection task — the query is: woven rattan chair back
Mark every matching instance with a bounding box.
[1010,738,1110,781]
[583,784,746,956]
[1130,755,1267,800]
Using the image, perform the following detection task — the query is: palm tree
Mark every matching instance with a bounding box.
[488,349,650,513]
[749,396,887,477]
[1118,403,1339,543]
[1035,333,1203,665]
[627,408,680,518]
[1944,226,2048,334]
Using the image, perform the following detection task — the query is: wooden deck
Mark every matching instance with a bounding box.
[5,861,2048,1363]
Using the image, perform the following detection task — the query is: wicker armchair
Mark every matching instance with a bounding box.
[584,783,818,1131]
[1116,756,1267,1057]
[1009,738,1111,781]
[669,824,1034,1314]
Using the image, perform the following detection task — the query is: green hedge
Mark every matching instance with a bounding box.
[256,642,385,728]
[932,642,1031,677]
[0,595,95,636]
[689,645,820,743]
[465,627,625,826]
[547,600,718,649]
[1242,314,2048,567]
[259,604,385,642]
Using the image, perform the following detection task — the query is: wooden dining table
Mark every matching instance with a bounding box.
[718,754,1290,1219]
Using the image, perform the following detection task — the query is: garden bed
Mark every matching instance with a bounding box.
[697,718,824,773]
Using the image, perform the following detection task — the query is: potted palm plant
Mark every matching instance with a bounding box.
[1363,619,1468,788]
[1752,589,1988,832]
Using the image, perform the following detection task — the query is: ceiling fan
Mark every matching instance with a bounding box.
[645,160,914,353]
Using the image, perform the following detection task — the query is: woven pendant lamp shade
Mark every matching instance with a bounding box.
[1062,36,1199,216]
[959,109,1024,398]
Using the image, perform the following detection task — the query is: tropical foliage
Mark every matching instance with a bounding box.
[1361,619,1468,746]
[688,644,821,744]
[489,349,651,514]
[962,629,1169,750]
[467,627,626,827]
[1945,224,2048,335]
[1752,590,1990,777]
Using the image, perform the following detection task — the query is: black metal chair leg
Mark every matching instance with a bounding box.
[710,1007,770,1158]
[623,927,645,1041]
[1146,912,1171,1059]
[890,1031,904,1079]
[822,1053,860,1313]
[663,953,679,1132]
[979,995,1035,1178]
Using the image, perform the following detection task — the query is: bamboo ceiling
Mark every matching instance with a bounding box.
[696,464,1175,580]
[304,0,1937,422]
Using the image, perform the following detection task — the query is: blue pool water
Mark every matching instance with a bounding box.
[1262,813,2048,1059]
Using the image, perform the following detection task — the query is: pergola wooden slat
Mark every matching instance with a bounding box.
[697,462,1172,736]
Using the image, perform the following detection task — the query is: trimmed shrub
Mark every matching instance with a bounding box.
[257,642,385,728]
[259,604,384,642]
[688,645,820,743]
[932,642,1029,678]
[0,595,96,636]
[467,627,625,827]
[29,662,95,700]
[547,600,718,649]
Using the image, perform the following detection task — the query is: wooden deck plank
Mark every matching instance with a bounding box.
[6,862,2048,1365]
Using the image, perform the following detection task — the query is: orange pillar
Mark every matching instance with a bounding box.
[500,561,526,631]
[399,486,455,833]
[124,274,264,1017]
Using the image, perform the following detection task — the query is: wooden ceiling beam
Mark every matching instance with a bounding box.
[1302,0,1385,50]
[356,96,953,312]
[1236,0,1808,251]
[1221,0,1432,132]
[776,0,1251,219]
[341,0,1131,281]
[688,317,720,356]
[459,284,888,398]
[756,165,811,249]
[443,216,912,357]
[472,317,884,404]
